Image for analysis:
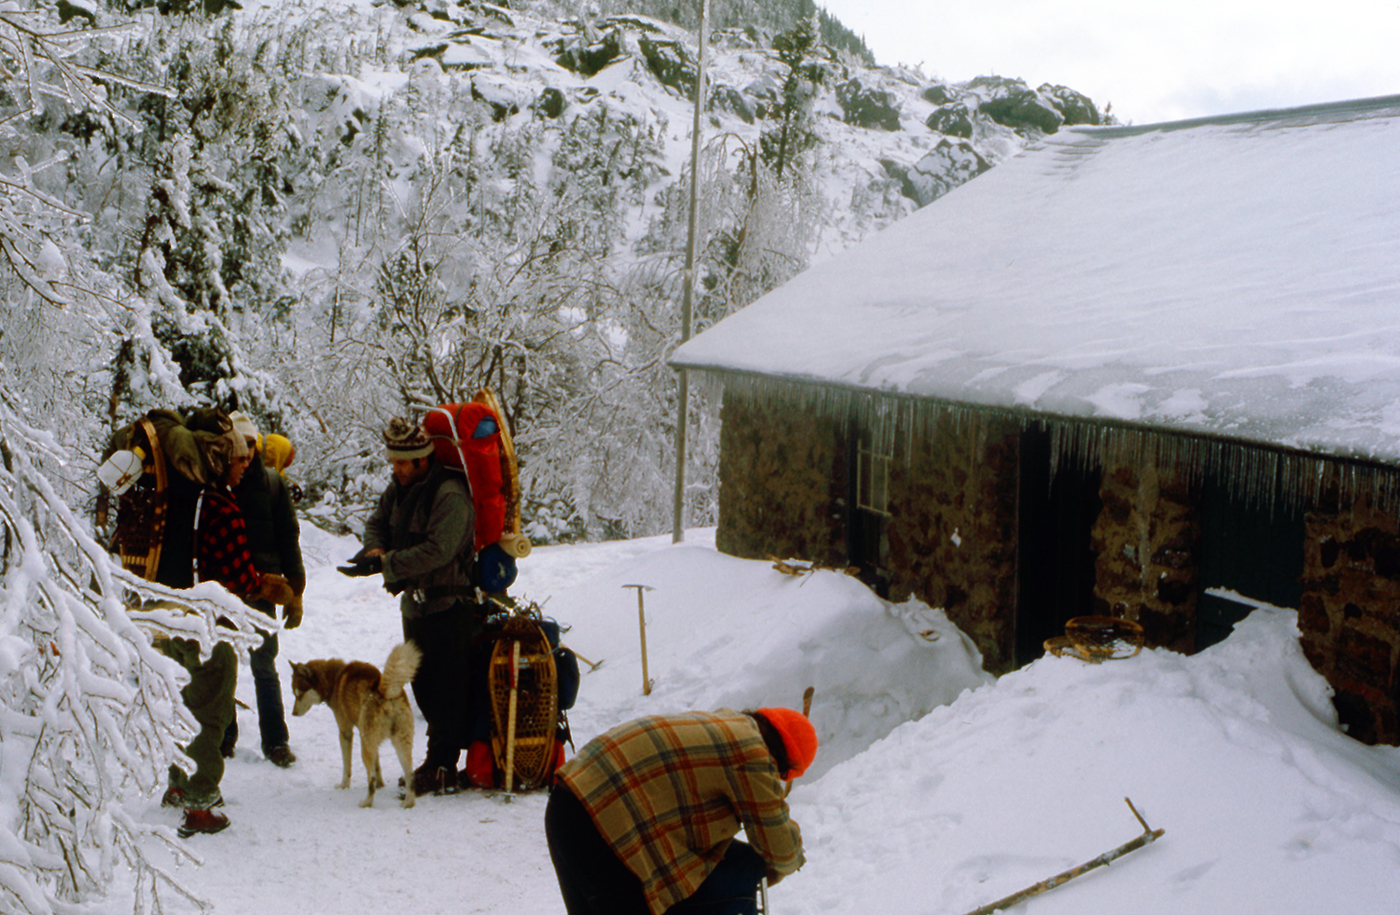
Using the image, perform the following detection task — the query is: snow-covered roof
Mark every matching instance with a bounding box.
[672,94,1400,466]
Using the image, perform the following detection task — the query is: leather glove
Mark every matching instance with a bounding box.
[282,593,303,629]
[337,554,383,577]
[256,573,296,606]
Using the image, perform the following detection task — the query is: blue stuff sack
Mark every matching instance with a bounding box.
[475,541,518,593]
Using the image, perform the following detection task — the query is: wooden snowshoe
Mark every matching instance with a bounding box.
[1044,615,1144,663]
[113,417,169,581]
[488,611,558,791]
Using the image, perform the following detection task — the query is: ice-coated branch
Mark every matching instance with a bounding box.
[0,394,260,914]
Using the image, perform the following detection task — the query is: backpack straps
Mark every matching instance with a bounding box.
[266,461,284,503]
[427,405,472,476]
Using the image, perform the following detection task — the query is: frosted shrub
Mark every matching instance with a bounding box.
[0,396,262,914]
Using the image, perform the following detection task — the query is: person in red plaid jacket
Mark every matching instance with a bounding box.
[154,411,294,838]
[545,707,818,915]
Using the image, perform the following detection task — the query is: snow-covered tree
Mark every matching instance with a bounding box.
[0,390,266,915]
[0,8,264,912]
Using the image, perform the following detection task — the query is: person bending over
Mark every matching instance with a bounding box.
[545,707,817,915]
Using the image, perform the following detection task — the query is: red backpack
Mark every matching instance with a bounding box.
[423,400,508,552]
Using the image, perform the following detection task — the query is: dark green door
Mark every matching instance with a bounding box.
[845,428,890,598]
[1195,475,1304,650]
[1016,427,1103,666]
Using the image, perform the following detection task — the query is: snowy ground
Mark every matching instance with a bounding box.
[131,525,1400,914]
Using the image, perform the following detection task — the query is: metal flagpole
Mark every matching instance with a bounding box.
[671,0,709,544]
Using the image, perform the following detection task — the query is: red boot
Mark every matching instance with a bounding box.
[464,740,497,789]
[178,807,230,838]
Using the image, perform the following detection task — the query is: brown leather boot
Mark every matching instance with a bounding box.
[178,807,230,838]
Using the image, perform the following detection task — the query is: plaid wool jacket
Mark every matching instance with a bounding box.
[194,487,262,599]
[558,709,804,915]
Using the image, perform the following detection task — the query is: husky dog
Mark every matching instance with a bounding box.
[290,642,422,809]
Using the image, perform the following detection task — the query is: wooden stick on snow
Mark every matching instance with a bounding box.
[957,798,1165,915]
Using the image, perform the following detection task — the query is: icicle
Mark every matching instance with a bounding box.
[712,369,1400,518]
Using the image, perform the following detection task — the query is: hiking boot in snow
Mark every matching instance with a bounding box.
[415,765,459,796]
[266,745,296,768]
[178,807,230,838]
[433,766,460,796]
[401,764,458,797]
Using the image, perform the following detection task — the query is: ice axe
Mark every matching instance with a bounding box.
[572,650,604,672]
[782,686,815,799]
[499,640,522,804]
[957,798,1165,915]
[622,584,654,695]
[762,687,814,914]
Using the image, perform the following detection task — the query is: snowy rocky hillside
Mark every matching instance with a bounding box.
[287,0,1109,262]
[2,0,1108,544]
[258,0,1110,539]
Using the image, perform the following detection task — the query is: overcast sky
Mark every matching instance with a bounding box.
[818,0,1400,125]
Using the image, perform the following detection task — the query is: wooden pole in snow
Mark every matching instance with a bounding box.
[502,639,521,797]
[783,686,815,798]
[957,798,1165,915]
[624,584,655,695]
[671,0,709,544]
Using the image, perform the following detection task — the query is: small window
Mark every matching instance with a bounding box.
[856,438,892,516]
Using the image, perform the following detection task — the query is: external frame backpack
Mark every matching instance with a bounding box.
[100,409,234,585]
[423,389,531,595]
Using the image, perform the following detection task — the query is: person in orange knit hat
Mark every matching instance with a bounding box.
[545,706,818,915]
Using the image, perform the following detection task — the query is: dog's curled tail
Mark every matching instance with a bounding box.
[380,641,423,700]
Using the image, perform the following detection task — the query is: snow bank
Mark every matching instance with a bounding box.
[527,534,993,780]
[785,606,1400,914]
[139,528,1400,915]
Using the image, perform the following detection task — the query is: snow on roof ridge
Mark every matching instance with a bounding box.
[673,94,1400,470]
[1075,91,1400,138]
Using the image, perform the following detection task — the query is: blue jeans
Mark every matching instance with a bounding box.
[546,786,766,915]
[670,842,766,915]
[223,627,289,753]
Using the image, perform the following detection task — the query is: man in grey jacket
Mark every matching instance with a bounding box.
[340,417,479,794]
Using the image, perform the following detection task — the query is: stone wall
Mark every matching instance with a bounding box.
[1091,460,1199,654]
[885,419,1020,672]
[715,391,1020,670]
[716,387,1400,745]
[714,390,848,565]
[1299,493,1400,745]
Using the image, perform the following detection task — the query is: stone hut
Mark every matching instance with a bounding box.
[671,95,1400,745]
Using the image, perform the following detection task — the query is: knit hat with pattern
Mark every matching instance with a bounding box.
[384,417,433,460]
[229,411,260,451]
